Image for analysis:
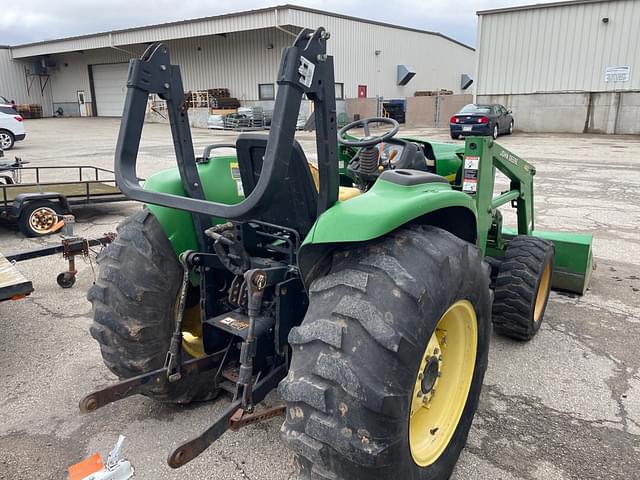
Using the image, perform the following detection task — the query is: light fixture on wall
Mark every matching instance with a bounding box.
[374,49,382,56]
[602,17,609,23]
[266,43,274,50]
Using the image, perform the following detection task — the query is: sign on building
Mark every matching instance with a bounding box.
[604,66,630,83]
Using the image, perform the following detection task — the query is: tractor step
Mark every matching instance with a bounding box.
[219,380,237,395]
[218,366,241,395]
[204,310,275,340]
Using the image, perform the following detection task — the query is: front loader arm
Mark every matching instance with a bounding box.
[464,136,593,295]
[461,137,535,252]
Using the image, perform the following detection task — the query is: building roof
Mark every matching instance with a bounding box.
[477,0,616,15]
[9,4,473,59]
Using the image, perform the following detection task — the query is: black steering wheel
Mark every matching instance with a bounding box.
[337,117,400,147]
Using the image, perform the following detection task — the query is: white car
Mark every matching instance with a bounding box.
[0,104,25,150]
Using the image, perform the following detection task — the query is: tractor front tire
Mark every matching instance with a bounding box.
[280,226,491,480]
[492,235,554,341]
[87,209,219,403]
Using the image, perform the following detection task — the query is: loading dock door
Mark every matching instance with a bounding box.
[92,63,129,117]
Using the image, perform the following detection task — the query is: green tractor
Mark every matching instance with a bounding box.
[83,28,593,479]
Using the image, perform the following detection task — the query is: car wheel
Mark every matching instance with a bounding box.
[492,124,499,140]
[450,132,459,140]
[508,121,514,135]
[0,130,15,150]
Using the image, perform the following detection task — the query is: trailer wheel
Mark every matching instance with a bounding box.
[87,209,219,403]
[492,235,554,341]
[280,225,491,480]
[18,200,64,237]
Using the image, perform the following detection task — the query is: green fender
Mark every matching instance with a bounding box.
[142,155,477,288]
[144,156,244,256]
[298,177,478,284]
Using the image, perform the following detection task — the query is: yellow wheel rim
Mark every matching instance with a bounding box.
[534,261,552,323]
[409,300,478,467]
[175,297,206,358]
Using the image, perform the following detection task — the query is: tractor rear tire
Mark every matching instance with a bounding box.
[492,235,554,341]
[87,209,219,403]
[280,225,491,480]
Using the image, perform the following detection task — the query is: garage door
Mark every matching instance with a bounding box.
[92,63,129,117]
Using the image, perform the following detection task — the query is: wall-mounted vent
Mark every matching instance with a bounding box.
[461,73,473,90]
[397,64,416,86]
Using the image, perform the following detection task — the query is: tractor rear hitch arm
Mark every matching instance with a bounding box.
[79,348,227,414]
[167,362,288,468]
[229,404,286,431]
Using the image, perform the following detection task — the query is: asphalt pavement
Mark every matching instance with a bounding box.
[0,118,639,480]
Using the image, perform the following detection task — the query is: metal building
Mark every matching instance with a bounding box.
[475,0,640,134]
[0,5,474,120]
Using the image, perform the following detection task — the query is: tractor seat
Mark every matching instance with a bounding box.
[307,163,361,202]
[235,134,319,235]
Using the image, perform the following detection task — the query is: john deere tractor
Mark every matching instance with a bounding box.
[83,28,593,479]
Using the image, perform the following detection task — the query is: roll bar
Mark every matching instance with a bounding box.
[114,27,339,223]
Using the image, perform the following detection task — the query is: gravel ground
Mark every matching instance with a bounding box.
[0,118,639,480]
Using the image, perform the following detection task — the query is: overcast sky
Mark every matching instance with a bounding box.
[0,0,558,47]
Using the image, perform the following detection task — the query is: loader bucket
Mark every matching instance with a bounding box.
[502,228,594,295]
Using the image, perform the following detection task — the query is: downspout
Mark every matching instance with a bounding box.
[473,14,482,102]
[274,8,299,37]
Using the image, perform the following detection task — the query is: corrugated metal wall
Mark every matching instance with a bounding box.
[284,10,475,98]
[167,29,293,100]
[9,9,278,58]
[2,7,475,114]
[49,47,143,104]
[0,48,53,115]
[476,0,640,95]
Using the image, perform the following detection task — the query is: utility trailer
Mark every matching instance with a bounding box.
[0,230,115,301]
[0,159,127,236]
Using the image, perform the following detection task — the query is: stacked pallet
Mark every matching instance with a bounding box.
[207,88,230,98]
[210,97,240,109]
[185,91,211,109]
[414,89,454,97]
[16,104,43,118]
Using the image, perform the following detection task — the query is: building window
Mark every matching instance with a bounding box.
[335,83,344,100]
[258,83,275,100]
